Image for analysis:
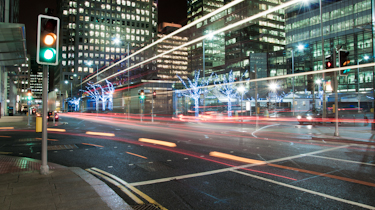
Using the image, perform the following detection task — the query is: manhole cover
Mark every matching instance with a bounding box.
[132,204,162,210]
[47,144,78,150]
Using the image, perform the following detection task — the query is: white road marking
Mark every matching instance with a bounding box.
[167,160,172,162]
[108,166,113,168]
[309,155,375,167]
[232,170,375,209]
[130,145,349,186]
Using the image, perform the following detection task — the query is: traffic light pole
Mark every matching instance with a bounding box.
[40,65,49,175]
[151,87,154,123]
[333,50,339,136]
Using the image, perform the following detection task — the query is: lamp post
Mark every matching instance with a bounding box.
[202,33,214,114]
[290,44,305,116]
[86,60,99,114]
[65,80,72,112]
[357,55,369,113]
[269,83,278,117]
[238,86,245,122]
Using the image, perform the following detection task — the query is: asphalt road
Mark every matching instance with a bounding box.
[0,114,374,210]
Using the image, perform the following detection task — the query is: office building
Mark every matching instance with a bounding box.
[56,0,158,98]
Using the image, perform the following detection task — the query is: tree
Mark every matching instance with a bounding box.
[177,71,212,118]
[214,70,248,117]
[85,82,100,111]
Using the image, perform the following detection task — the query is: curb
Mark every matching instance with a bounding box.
[69,167,133,210]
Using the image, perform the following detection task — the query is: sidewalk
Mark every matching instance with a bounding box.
[0,155,133,210]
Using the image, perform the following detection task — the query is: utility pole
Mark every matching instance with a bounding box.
[40,65,49,174]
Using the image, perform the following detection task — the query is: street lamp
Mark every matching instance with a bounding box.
[268,83,278,116]
[86,60,99,114]
[290,44,305,116]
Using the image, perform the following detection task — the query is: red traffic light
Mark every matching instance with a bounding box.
[326,62,332,68]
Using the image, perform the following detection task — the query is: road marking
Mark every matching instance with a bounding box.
[0,136,11,138]
[47,128,66,132]
[0,152,12,154]
[82,143,104,148]
[90,167,167,210]
[86,131,115,137]
[130,145,349,186]
[86,168,144,205]
[308,155,375,167]
[0,127,14,130]
[126,152,147,159]
[139,138,176,147]
[232,170,375,209]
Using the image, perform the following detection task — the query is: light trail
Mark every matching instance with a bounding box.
[82,143,104,148]
[139,138,177,147]
[86,131,115,137]
[82,0,246,84]
[47,128,66,132]
[90,0,302,85]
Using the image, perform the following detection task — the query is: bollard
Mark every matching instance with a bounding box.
[36,116,42,132]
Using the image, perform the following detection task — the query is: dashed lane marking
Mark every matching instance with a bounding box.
[0,127,14,130]
[0,152,12,155]
[0,136,11,138]
[233,170,375,210]
[126,152,148,159]
[86,131,115,137]
[82,143,104,148]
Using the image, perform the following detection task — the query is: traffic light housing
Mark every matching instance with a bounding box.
[153,91,156,98]
[339,50,350,76]
[139,90,145,99]
[325,55,333,69]
[37,14,60,65]
[27,89,32,100]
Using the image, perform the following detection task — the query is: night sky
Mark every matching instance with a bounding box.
[19,0,187,58]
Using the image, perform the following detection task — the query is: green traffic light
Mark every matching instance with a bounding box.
[27,96,32,100]
[43,48,56,60]
[140,95,145,99]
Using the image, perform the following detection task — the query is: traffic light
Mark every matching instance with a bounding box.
[139,90,145,99]
[37,14,60,65]
[27,89,32,100]
[325,55,333,69]
[339,50,350,76]
[153,91,156,98]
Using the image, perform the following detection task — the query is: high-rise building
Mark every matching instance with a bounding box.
[187,0,226,76]
[0,0,19,23]
[285,0,374,92]
[157,22,188,80]
[56,0,158,98]
[224,0,285,79]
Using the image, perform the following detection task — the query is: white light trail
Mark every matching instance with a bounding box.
[82,0,246,84]
[86,0,301,85]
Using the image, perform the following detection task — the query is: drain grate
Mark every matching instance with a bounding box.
[47,144,78,150]
[132,204,162,210]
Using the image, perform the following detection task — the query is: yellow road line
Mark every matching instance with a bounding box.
[82,143,104,148]
[47,128,66,132]
[86,169,144,204]
[91,167,168,210]
[0,127,14,130]
[86,131,115,137]
[126,152,148,159]
[139,138,176,148]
